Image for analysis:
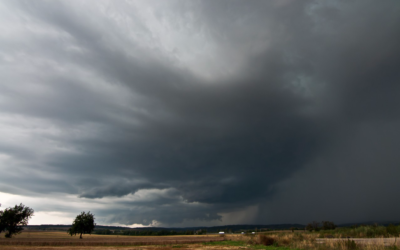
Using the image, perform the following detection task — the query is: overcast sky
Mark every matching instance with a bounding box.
[1,0,400,227]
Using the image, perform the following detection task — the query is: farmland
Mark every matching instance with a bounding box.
[0,231,228,249]
[1,228,400,250]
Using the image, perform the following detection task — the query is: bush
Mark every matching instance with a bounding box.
[322,221,336,230]
[306,221,321,232]
[259,234,275,246]
[387,224,399,237]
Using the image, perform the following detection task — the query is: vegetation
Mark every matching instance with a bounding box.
[203,239,300,250]
[0,231,224,247]
[317,224,400,238]
[94,228,197,235]
[223,231,399,250]
[322,221,337,230]
[93,228,208,236]
[67,211,96,239]
[200,223,400,250]
[387,224,399,245]
[2,209,400,250]
[306,221,321,232]
[0,203,34,238]
[306,221,336,232]
[1,230,400,249]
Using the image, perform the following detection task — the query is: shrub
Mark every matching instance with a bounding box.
[322,221,337,230]
[387,224,399,237]
[306,221,321,232]
[259,234,275,246]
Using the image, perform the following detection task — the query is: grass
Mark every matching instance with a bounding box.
[252,246,300,250]
[0,231,224,247]
[315,225,400,238]
[203,240,302,250]
[1,231,399,250]
[203,240,247,246]
[223,231,399,250]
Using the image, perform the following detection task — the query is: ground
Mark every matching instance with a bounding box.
[0,231,398,250]
[0,231,232,249]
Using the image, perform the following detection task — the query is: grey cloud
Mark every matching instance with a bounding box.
[79,180,167,199]
[96,188,223,226]
[0,0,400,226]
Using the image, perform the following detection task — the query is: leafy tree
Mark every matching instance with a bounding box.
[305,223,314,232]
[322,221,337,230]
[0,203,34,238]
[313,221,321,231]
[68,211,96,239]
[306,221,321,232]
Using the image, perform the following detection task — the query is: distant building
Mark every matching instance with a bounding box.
[219,232,224,235]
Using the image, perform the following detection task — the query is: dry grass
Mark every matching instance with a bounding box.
[0,231,224,247]
[1,231,399,250]
[226,232,399,250]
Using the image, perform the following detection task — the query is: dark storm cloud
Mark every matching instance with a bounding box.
[1,0,400,226]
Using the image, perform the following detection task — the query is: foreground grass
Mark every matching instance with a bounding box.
[223,232,400,250]
[203,240,301,250]
[317,225,400,238]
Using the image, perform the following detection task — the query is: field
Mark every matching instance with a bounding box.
[0,231,399,250]
[0,231,225,249]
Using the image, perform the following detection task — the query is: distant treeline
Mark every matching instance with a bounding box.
[94,229,208,236]
[25,225,129,231]
[25,222,400,236]
[25,224,305,233]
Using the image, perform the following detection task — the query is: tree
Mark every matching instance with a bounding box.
[322,221,336,230]
[305,221,321,232]
[68,211,96,239]
[312,221,321,231]
[305,223,314,232]
[0,203,34,238]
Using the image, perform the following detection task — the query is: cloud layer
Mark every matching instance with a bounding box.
[1,0,400,226]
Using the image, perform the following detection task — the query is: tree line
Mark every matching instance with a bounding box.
[305,221,337,231]
[94,229,203,236]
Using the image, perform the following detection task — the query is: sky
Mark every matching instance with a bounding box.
[1,0,400,227]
